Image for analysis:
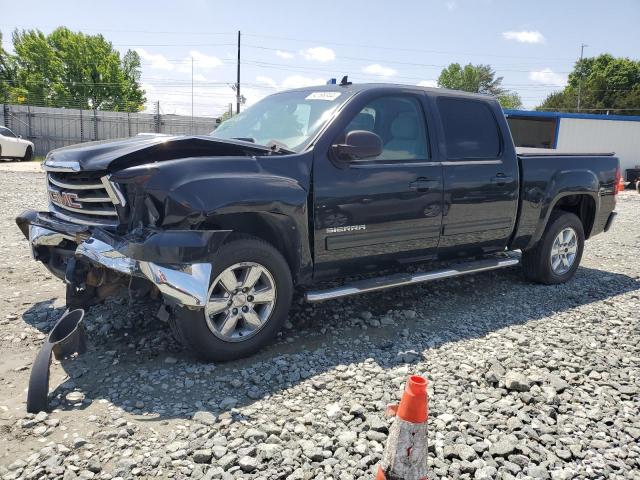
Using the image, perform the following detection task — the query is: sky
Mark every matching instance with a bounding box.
[1,0,639,117]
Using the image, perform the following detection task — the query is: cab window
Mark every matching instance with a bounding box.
[437,97,501,160]
[343,96,428,161]
[0,127,16,138]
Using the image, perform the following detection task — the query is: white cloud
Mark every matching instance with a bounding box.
[275,50,294,59]
[281,75,326,89]
[529,68,567,86]
[363,64,397,78]
[418,80,438,88]
[256,75,278,89]
[301,46,335,63]
[503,30,545,44]
[255,74,324,91]
[189,50,223,69]
[136,48,174,71]
[136,48,223,74]
[193,74,207,82]
[446,1,456,10]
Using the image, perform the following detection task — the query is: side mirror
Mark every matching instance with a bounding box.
[18,135,23,139]
[332,130,382,161]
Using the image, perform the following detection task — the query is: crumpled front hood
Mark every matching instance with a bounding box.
[44,134,275,172]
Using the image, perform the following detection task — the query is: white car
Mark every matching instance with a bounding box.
[0,126,34,161]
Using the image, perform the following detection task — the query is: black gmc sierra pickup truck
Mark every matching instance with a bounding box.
[17,83,620,360]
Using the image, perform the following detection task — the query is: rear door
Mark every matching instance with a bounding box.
[313,92,443,279]
[435,96,519,256]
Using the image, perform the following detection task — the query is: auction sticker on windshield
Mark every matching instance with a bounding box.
[305,92,341,101]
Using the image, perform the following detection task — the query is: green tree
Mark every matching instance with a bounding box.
[7,27,145,111]
[218,109,233,123]
[538,54,640,115]
[121,50,145,111]
[495,92,522,109]
[0,32,18,102]
[437,63,522,109]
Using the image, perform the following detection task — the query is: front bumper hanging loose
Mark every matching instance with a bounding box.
[18,210,231,308]
[74,236,213,307]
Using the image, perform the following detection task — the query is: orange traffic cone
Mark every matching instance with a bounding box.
[618,177,625,193]
[376,375,432,480]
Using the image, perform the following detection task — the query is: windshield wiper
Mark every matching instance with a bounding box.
[264,139,295,154]
[231,136,256,143]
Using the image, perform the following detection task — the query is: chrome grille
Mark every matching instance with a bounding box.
[47,171,119,226]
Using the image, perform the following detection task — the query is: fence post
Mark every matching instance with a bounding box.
[3,104,9,127]
[93,108,98,141]
[127,111,131,137]
[155,101,160,133]
[27,105,33,139]
[80,108,84,142]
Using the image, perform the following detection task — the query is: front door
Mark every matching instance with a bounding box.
[313,93,443,279]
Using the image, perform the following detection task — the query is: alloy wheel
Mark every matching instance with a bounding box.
[550,227,578,275]
[204,262,277,342]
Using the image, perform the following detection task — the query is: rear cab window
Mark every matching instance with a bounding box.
[437,97,502,160]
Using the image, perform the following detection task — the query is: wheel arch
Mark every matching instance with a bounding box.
[200,211,312,286]
[520,167,600,251]
[550,194,596,238]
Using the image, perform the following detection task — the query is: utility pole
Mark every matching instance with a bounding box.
[191,56,194,133]
[236,30,241,114]
[576,43,587,112]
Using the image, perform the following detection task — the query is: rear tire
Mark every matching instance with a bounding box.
[171,236,293,362]
[522,211,584,285]
[22,146,33,162]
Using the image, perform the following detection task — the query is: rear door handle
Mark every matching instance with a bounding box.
[409,177,439,192]
[490,174,513,185]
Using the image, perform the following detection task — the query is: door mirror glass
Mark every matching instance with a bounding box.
[332,130,383,161]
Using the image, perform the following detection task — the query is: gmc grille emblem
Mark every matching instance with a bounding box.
[49,190,81,208]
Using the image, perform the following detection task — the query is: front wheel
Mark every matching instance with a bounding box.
[171,236,293,361]
[521,211,585,284]
[22,146,33,162]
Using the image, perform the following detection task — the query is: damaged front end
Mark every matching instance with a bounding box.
[17,209,230,309]
[18,133,311,313]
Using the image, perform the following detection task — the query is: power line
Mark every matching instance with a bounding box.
[1,24,576,61]
[242,44,573,74]
[242,33,577,62]
[0,24,236,36]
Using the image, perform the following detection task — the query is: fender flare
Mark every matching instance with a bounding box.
[526,169,600,249]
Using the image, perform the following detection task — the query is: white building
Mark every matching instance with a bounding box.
[505,110,640,183]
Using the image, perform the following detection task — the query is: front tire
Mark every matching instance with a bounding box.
[22,146,33,162]
[521,211,585,284]
[171,236,293,361]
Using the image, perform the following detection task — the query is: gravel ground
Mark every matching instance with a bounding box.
[0,164,638,480]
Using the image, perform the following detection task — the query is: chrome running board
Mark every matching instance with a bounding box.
[305,254,520,302]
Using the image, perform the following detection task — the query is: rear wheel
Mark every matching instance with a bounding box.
[171,237,293,361]
[522,211,584,284]
[22,146,33,162]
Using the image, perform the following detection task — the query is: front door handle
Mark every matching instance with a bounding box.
[490,174,513,186]
[409,177,439,192]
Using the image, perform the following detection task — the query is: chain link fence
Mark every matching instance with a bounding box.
[1,103,220,157]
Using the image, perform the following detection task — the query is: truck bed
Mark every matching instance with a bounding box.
[516,147,615,157]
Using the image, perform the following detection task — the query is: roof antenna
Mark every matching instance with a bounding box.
[340,75,352,86]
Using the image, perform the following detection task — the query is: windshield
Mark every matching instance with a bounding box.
[210,89,346,152]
